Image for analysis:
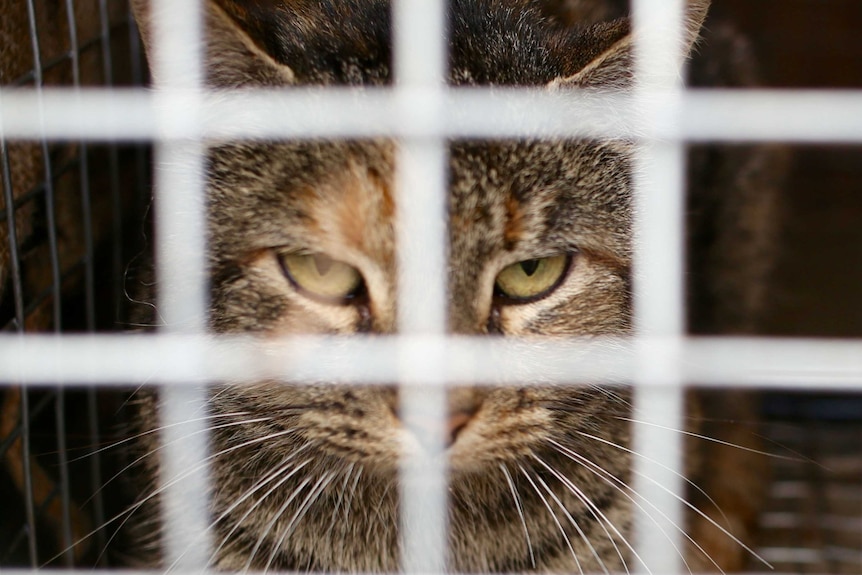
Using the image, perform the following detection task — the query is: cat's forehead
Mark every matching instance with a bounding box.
[448,140,632,255]
[207,137,632,264]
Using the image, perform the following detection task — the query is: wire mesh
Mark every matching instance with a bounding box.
[0,0,147,567]
[0,0,860,573]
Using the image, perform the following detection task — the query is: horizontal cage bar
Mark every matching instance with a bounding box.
[0,335,861,388]
[2,88,862,142]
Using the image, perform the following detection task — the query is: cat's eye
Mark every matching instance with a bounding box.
[494,254,570,302]
[278,252,364,302]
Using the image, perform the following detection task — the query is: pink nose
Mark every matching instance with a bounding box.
[400,387,483,448]
[402,407,478,448]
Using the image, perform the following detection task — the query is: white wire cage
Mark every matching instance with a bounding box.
[1,0,861,573]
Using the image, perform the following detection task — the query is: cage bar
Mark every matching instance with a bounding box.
[147,0,212,568]
[630,0,688,571]
[392,0,449,572]
[4,87,862,142]
[3,334,862,389]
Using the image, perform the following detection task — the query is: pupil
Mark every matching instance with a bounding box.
[313,254,333,275]
[520,259,540,276]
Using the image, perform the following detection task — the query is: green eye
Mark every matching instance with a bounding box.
[278,252,364,302]
[494,255,570,302]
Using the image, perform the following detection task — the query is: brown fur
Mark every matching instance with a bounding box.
[126,0,779,572]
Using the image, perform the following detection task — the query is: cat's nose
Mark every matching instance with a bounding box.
[402,387,482,448]
[402,408,478,449]
[446,387,481,441]
[446,406,478,446]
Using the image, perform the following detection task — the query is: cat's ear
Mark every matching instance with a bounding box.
[130,0,296,87]
[550,0,710,89]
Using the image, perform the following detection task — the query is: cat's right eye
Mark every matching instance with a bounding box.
[278,252,365,303]
[494,254,571,303]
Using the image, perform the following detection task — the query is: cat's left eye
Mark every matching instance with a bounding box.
[278,252,364,303]
[494,254,570,302]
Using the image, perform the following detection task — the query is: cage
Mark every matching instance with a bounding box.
[0,0,860,573]
[0,0,149,567]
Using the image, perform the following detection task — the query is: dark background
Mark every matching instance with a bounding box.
[705,0,862,337]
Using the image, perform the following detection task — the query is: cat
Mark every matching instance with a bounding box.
[125,0,780,572]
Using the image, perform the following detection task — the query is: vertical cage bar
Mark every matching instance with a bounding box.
[65,0,111,561]
[25,0,75,566]
[0,108,39,566]
[0,125,26,334]
[393,0,448,573]
[630,0,687,574]
[149,0,212,568]
[99,0,126,325]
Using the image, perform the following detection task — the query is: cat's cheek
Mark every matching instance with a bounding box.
[271,300,363,335]
[296,405,407,470]
[448,399,554,472]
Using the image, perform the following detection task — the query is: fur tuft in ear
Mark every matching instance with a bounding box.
[130,0,295,88]
[548,0,711,89]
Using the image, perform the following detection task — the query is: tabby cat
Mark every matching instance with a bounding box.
[127,0,778,572]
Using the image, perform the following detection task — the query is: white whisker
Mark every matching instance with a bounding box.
[499,463,535,568]
[518,464,584,575]
[87,416,273,504]
[532,452,630,575]
[48,415,278,566]
[206,456,313,571]
[262,471,337,573]
[579,426,773,570]
[242,473,315,572]
[575,430,730,526]
[529,456,610,575]
[618,416,797,461]
[548,438,691,575]
[69,411,256,463]
[324,462,356,540]
[343,465,364,525]
[166,447,313,571]
[95,426,301,567]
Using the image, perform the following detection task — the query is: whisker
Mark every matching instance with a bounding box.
[39,421,215,567]
[262,471,337,574]
[618,416,800,462]
[753,430,825,469]
[529,456,610,575]
[531,452,630,575]
[343,465,364,526]
[242,475,315,572]
[68,411,257,463]
[518,464,584,575]
[499,464,535,569]
[574,430,731,527]
[167,448,314,571]
[554,442,724,573]
[85,426,300,567]
[324,462,356,540]
[204,456,314,570]
[629,467,769,570]
[548,438,693,575]
[83,416,272,505]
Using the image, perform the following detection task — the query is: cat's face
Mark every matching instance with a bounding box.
[200,134,636,570]
[206,134,633,469]
[198,0,640,475]
[131,0,709,571]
